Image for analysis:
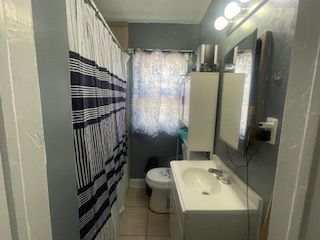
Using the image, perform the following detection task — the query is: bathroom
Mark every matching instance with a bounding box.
[0,0,319,240]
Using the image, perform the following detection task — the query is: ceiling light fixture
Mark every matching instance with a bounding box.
[224,2,241,19]
[214,16,228,31]
[239,0,251,3]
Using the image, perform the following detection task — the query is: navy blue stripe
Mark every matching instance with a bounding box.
[73,107,126,129]
[80,171,124,239]
[70,72,126,92]
[78,152,126,215]
[86,191,119,240]
[70,50,128,240]
[72,97,125,111]
[69,51,126,84]
[79,180,109,217]
[105,149,126,166]
[80,197,111,238]
[113,137,127,151]
[78,170,106,195]
[70,51,96,67]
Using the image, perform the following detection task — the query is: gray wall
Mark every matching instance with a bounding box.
[31,0,80,239]
[128,23,200,178]
[200,0,299,212]
[129,23,200,50]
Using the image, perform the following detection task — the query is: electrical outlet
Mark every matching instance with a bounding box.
[266,117,278,145]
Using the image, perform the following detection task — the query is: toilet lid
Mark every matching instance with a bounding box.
[147,167,170,185]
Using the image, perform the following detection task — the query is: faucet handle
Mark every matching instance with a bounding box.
[216,159,224,171]
[218,171,231,185]
[217,175,231,185]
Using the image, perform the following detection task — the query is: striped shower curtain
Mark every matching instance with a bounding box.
[66,1,129,239]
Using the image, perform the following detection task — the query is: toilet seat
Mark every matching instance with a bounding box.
[146,167,170,189]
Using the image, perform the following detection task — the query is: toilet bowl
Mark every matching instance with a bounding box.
[146,167,170,213]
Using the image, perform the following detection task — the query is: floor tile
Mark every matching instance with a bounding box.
[125,188,148,207]
[119,207,148,236]
[147,210,170,236]
[119,236,146,240]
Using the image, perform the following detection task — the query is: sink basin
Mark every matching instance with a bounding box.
[170,159,263,212]
[181,167,221,195]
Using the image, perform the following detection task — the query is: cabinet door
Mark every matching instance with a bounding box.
[182,77,191,126]
[170,188,183,240]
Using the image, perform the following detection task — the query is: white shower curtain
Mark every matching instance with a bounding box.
[66,1,129,240]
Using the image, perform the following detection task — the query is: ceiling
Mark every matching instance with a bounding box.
[94,0,212,24]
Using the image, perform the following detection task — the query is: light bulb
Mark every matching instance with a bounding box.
[224,2,241,19]
[214,17,228,31]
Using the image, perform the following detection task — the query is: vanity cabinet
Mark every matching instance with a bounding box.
[179,72,219,159]
[170,183,184,240]
[169,159,263,240]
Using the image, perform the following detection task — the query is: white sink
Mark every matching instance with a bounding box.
[170,158,262,212]
[181,167,221,195]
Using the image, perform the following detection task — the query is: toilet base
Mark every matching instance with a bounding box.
[149,188,170,213]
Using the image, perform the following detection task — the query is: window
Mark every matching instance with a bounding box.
[132,50,190,137]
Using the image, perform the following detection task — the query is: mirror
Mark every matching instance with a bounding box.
[219,29,258,153]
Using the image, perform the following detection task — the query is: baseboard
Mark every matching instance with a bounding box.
[129,178,146,188]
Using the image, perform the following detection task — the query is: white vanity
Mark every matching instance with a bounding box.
[169,156,263,240]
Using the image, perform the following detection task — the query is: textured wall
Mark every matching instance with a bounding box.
[268,0,320,238]
[200,0,299,212]
[31,0,80,239]
[128,23,200,178]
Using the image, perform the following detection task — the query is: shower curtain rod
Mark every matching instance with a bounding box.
[128,48,194,54]
[86,0,123,50]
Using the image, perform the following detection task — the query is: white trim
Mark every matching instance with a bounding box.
[129,179,146,188]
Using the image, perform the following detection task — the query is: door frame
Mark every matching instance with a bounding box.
[268,0,320,238]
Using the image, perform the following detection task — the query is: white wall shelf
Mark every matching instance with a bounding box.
[179,72,219,159]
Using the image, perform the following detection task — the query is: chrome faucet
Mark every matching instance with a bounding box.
[208,168,231,185]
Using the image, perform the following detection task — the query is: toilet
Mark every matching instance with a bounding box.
[146,167,171,213]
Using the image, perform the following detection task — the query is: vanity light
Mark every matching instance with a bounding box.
[214,16,228,31]
[214,0,266,34]
[224,2,241,19]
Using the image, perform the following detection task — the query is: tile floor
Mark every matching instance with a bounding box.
[119,188,170,240]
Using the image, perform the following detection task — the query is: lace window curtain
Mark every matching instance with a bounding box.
[132,50,190,137]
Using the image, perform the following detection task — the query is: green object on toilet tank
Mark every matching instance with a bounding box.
[178,128,188,142]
